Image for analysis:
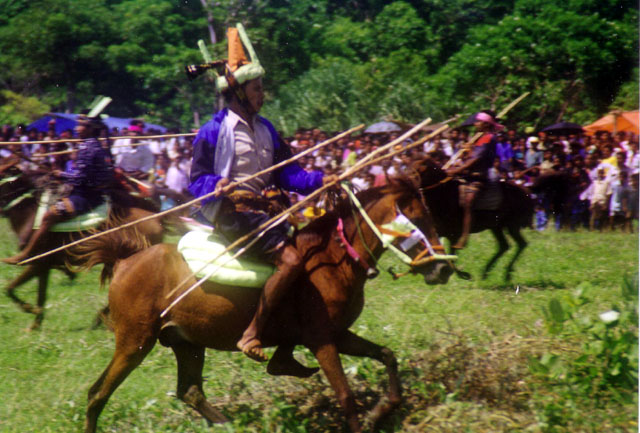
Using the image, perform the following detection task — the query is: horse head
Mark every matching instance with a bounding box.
[410,156,448,188]
[346,176,454,285]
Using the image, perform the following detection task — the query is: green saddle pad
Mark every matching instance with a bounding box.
[177,230,275,288]
[33,192,109,232]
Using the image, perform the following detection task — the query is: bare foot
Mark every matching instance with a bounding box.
[237,338,268,362]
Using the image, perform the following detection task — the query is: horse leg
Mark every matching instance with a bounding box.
[29,268,50,331]
[170,340,228,423]
[335,330,401,429]
[91,305,112,331]
[482,228,509,280]
[267,344,319,378]
[504,226,527,282]
[62,266,77,282]
[308,341,361,432]
[84,330,156,433]
[5,265,39,314]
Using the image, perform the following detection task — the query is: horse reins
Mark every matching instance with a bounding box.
[337,183,457,277]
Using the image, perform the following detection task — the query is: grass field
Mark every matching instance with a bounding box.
[0,219,637,433]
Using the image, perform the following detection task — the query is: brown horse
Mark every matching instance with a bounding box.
[413,156,535,281]
[0,167,166,330]
[74,176,453,433]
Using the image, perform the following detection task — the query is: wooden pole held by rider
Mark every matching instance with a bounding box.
[16,124,365,265]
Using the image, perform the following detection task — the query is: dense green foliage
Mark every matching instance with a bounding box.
[0,0,637,133]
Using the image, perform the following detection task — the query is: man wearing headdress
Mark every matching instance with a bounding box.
[3,115,114,264]
[188,24,335,362]
[446,110,503,249]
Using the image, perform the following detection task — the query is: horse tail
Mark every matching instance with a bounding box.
[68,226,150,287]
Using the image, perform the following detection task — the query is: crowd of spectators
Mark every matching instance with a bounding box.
[1,118,638,232]
[283,125,639,232]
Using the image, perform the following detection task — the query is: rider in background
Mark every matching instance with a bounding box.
[2,115,114,265]
[446,110,503,250]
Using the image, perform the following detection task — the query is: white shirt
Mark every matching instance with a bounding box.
[166,138,181,160]
[627,152,639,175]
[201,110,275,222]
[165,162,189,194]
[226,110,274,194]
[147,138,165,155]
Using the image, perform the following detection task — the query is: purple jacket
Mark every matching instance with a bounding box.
[189,109,323,204]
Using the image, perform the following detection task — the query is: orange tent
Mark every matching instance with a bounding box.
[583,110,639,135]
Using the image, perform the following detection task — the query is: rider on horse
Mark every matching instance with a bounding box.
[3,115,114,265]
[187,24,336,362]
[446,110,504,249]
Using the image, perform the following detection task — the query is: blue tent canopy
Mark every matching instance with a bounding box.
[28,113,168,136]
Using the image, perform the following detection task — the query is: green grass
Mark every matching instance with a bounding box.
[0,220,637,433]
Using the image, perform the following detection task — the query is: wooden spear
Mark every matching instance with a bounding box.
[0,132,196,147]
[16,124,364,265]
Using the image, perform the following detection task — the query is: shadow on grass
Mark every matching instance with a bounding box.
[464,277,567,292]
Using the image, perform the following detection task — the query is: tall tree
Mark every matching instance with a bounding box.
[0,0,116,112]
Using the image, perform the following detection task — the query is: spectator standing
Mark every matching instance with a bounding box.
[609,170,631,231]
[525,138,543,168]
[116,122,154,176]
[589,168,611,231]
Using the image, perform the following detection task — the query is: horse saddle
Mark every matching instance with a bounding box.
[33,191,109,232]
[177,228,275,289]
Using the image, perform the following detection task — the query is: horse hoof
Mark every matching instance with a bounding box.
[456,270,472,280]
[26,323,41,332]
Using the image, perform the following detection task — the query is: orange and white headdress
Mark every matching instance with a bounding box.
[186,23,264,93]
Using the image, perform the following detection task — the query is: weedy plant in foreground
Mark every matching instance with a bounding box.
[530,275,639,431]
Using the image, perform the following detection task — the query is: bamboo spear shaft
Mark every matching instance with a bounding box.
[364,124,450,169]
[160,119,449,315]
[20,136,192,158]
[442,92,531,169]
[161,117,435,302]
[16,124,364,266]
[0,133,196,147]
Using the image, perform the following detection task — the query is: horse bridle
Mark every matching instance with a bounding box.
[340,182,457,271]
